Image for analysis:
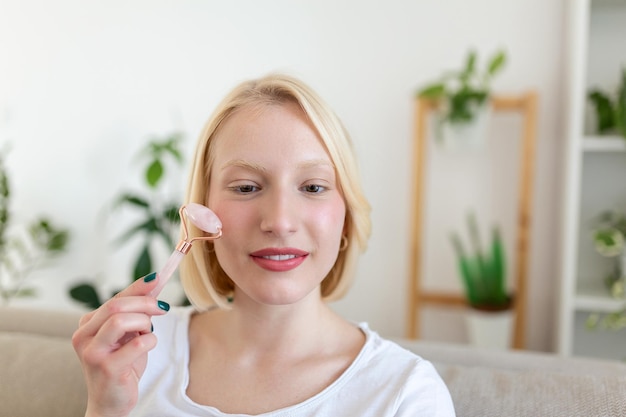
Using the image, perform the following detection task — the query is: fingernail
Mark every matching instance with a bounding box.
[151,323,154,333]
[143,272,157,283]
[157,300,170,311]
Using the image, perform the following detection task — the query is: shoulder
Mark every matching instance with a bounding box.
[358,322,430,368]
[355,323,456,415]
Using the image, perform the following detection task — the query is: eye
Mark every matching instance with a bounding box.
[302,184,326,194]
[230,184,259,194]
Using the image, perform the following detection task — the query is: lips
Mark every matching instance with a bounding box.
[250,247,309,272]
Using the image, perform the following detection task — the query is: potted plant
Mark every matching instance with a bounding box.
[592,210,626,298]
[417,49,507,149]
[69,132,184,309]
[587,68,626,139]
[0,149,70,304]
[584,210,626,333]
[450,211,513,348]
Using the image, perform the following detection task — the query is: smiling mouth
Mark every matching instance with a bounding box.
[260,254,299,261]
[250,248,308,272]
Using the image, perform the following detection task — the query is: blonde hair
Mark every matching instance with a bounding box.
[180,73,371,310]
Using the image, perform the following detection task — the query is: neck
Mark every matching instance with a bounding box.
[239,294,331,351]
[203,290,342,361]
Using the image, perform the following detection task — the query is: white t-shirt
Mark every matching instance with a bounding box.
[131,307,456,416]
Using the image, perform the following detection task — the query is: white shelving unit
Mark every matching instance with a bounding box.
[558,0,626,361]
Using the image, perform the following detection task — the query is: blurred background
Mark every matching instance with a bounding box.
[0,0,605,355]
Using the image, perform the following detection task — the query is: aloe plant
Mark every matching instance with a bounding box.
[588,68,626,139]
[417,49,507,137]
[450,212,510,311]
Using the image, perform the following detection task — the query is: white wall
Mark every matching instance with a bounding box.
[0,0,566,352]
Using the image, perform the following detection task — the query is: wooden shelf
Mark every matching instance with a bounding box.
[405,92,538,350]
[583,136,626,152]
[575,280,626,313]
[557,0,626,359]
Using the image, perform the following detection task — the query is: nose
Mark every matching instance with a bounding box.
[259,188,298,237]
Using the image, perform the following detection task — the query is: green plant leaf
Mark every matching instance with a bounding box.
[114,217,160,245]
[133,244,152,280]
[450,213,508,309]
[489,227,507,305]
[162,203,181,224]
[460,50,477,85]
[487,50,507,77]
[451,233,478,306]
[146,159,164,188]
[491,229,505,284]
[418,83,446,99]
[46,230,70,253]
[163,133,184,163]
[588,90,615,133]
[593,228,624,257]
[29,218,69,253]
[69,283,102,309]
[114,193,150,209]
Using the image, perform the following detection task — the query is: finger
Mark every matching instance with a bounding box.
[93,312,154,349]
[78,272,159,328]
[77,312,155,370]
[76,296,169,342]
[95,331,158,378]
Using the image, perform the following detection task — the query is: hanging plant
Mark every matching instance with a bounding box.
[417,49,507,142]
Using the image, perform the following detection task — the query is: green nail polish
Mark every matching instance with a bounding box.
[157,300,170,311]
[151,323,154,332]
[143,272,157,283]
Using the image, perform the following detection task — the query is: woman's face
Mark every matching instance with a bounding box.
[208,101,346,306]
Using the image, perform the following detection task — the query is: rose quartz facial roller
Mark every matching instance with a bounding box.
[149,203,222,297]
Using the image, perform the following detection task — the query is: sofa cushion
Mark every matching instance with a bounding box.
[0,332,87,417]
[436,363,626,417]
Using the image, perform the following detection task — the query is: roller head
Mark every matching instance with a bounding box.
[184,203,222,234]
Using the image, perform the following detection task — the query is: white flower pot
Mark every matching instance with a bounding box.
[438,102,491,151]
[465,308,513,350]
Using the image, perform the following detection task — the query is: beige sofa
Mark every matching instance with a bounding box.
[1,306,625,417]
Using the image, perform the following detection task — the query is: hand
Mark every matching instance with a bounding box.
[72,273,169,417]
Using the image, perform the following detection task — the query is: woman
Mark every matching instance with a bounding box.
[72,73,456,416]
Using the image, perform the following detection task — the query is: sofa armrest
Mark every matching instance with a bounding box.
[0,306,82,338]
[0,332,87,417]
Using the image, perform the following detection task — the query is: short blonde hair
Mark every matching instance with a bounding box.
[180,73,371,310]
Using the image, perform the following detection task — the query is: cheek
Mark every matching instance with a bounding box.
[312,199,346,237]
[210,200,251,239]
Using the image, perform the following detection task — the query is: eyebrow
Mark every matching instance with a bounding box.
[221,159,268,173]
[220,158,335,172]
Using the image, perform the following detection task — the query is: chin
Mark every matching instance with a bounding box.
[239,284,322,307]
